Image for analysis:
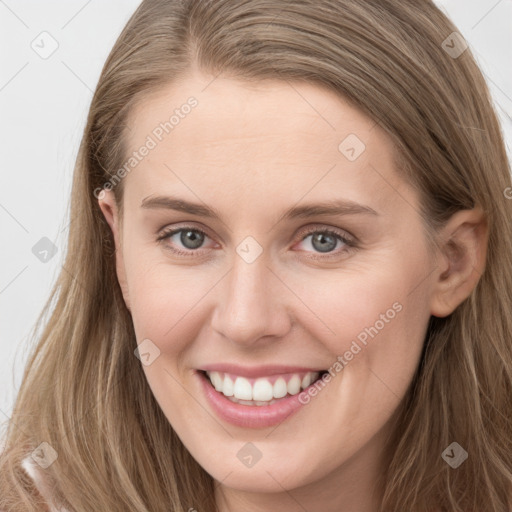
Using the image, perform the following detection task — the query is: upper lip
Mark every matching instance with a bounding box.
[199,363,326,378]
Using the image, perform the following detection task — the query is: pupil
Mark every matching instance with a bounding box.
[312,233,336,253]
[181,230,204,249]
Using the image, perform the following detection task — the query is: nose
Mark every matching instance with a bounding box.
[210,252,292,348]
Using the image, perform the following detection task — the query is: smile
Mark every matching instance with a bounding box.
[196,368,329,428]
[205,370,323,405]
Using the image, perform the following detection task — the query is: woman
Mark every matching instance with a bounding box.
[1,1,511,511]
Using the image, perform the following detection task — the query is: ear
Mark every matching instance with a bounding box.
[97,190,131,312]
[430,206,488,318]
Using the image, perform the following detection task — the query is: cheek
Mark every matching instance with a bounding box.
[288,266,413,344]
[123,250,216,353]
[290,257,431,381]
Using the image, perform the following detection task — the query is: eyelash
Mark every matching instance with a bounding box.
[156,225,357,260]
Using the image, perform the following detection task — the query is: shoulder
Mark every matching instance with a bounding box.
[21,454,70,512]
[1,436,70,512]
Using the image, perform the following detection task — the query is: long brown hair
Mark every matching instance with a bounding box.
[1,1,511,510]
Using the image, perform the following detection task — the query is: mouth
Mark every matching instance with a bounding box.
[199,369,328,406]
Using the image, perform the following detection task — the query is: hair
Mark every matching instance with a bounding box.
[1,0,511,510]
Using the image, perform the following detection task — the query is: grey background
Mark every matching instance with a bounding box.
[1,0,511,421]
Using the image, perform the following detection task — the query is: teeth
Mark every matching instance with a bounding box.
[273,377,288,399]
[287,375,301,395]
[211,372,223,392]
[206,370,321,403]
[301,373,312,389]
[233,377,252,400]
[223,375,234,397]
[252,378,274,401]
[228,396,278,406]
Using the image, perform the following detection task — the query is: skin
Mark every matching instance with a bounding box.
[99,68,488,512]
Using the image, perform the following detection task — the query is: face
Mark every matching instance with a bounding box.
[99,70,439,501]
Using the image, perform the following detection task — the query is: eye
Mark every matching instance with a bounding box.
[294,226,356,259]
[156,224,357,259]
[157,225,215,257]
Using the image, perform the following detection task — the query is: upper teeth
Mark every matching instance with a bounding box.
[206,371,320,402]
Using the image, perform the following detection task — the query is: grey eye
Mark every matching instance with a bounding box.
[310,232,338,253]
[179,229,205,249]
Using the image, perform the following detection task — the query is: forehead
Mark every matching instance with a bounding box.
[121,71,414,218]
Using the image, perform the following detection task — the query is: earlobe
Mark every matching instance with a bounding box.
[97,190,132,312]
[429,206,488,318]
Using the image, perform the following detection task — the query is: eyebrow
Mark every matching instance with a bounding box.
[140,195,378,220]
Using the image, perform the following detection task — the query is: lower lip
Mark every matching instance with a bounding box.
[196,370,313,429]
